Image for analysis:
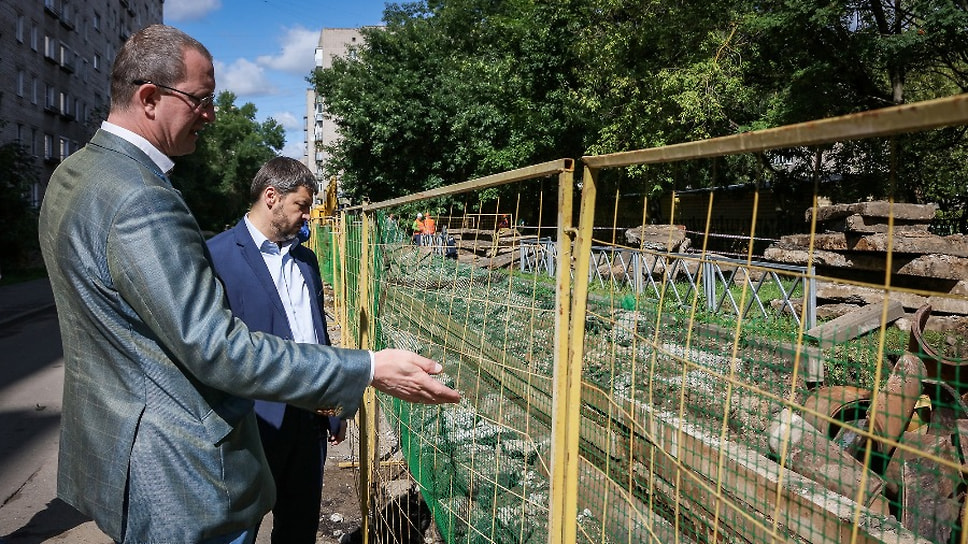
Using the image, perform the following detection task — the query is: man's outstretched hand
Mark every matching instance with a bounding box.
[371,349,461,404]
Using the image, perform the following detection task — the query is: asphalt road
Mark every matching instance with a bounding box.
[0,306,107,543]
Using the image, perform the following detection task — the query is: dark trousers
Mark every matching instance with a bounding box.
[256,406,327,544]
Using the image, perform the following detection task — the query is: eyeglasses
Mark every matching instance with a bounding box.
[131,79,215,110]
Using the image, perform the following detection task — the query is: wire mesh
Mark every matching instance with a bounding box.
[322,94,968,544]
[368,191,569,544]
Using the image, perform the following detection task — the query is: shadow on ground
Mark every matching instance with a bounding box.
[1,498,91,544]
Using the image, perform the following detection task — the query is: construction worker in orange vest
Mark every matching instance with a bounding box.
[422,213,436,235]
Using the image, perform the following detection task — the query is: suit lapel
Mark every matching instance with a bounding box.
[232,223,290,332]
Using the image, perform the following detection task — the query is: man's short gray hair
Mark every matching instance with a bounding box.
[110,24,212,112]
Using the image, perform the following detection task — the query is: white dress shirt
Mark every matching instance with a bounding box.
[243,215,317,344]
[101,121,175,176]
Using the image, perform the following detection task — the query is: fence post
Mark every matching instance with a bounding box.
[806,264,817,330]
[355,211,378,544]
[703,259,717,313]
[632,251,643,293]
[545,237,555,276]
[548,164,587,544]
[331,221,342,341]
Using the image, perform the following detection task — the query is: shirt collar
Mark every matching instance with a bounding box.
[101,121,176,176]
[244,214,296,255]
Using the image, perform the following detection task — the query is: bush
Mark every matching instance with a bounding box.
[0,142,41,275]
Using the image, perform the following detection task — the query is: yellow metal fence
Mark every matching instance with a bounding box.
[314,93,968,544]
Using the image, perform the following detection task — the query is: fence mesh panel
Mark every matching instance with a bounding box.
[316,95,968,544]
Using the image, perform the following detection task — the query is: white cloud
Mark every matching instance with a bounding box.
[270,111,302,131]
[256,26,320,75]
[164,0,221,22]
[215,59,276,97]
[281,137,306,160]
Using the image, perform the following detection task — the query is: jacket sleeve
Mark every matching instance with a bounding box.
[105,181,370,417]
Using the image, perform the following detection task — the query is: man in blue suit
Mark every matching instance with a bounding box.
[38,24,459,544]
[207,157,342,543]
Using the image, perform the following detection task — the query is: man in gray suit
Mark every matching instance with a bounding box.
[38,24,459,544]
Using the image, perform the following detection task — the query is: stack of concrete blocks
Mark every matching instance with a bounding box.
[764,201,968,329]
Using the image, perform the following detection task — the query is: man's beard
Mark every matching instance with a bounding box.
[271,211,302,241]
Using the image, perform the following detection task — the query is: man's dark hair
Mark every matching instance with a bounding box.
[250,156,318,203]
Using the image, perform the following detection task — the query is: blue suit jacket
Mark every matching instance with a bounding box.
[38,129,371,542]
[207,220,338,433]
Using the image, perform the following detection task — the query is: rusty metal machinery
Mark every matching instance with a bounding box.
[781,304,968,543]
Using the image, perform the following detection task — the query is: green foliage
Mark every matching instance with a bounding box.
[0,142,40,273]
[738,0,968,208]
[311,0,587,205]
[170,92,285,232]
[312,0,968,230]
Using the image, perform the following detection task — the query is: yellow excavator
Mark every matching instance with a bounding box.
[311,176,339,223]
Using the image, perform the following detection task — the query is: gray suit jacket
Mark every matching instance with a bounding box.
[38,129,371,543]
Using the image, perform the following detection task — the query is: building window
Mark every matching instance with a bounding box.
[60,92,70,116]
[60,138,70,161]
[31,129,38,157]
[45,36,58,60]
[93,53,101,71]
[31,25,39,51]
[46,85,57,110]
[17,71,25,97]
[31,183,42,209]
[45,0,57,11]
[93,12,101,31]
[32,78,39,104]
[16,15,25,43]
[17,124,25,144]
[59,45,76,72]
[44,134,56,161]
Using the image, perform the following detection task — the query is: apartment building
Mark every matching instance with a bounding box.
[0,0,163,205]
[304,27,372,194]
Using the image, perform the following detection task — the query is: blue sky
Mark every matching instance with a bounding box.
[163,0,390,158]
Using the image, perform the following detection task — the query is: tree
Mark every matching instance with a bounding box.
[310,0,587,206]
[171,92,286,232]
[311,0,968,232]
[735,0,968,212]
[0,141,40,273]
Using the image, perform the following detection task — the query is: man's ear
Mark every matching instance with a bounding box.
[264,186,278,208]
[137,84,161,114]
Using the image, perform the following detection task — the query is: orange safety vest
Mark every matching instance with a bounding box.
[422,217,436,235]
[412,218,424,234]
